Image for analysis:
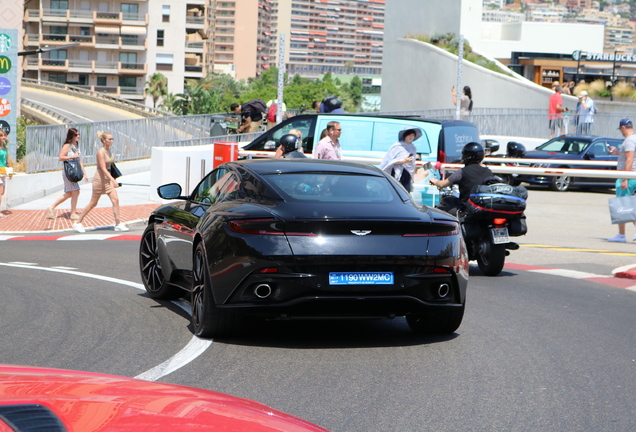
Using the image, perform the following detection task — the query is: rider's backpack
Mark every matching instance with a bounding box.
[266,103,278,122]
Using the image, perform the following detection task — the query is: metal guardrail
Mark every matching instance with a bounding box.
[376,108,630,141]
[25,114,223,173]
[21,78,172,118]
[21,98,74,124]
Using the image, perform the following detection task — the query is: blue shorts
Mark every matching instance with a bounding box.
[615,178,636,197]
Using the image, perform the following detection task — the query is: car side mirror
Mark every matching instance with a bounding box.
[584,153,594,160]
[157,183,188,200]
[264,140,277,150]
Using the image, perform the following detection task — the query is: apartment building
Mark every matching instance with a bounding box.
[272,0,385,79]
[22,0,213,102]
[211,0,273,80]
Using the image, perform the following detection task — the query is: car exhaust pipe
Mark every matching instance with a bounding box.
[437,283,450,298]
[254,284,272,299]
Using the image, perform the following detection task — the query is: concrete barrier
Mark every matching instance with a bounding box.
[150,145,215,202]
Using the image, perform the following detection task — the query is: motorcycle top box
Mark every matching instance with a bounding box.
[465,183,528,219]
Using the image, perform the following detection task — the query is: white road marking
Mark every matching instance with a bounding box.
[57,234,119,240]
[51,266,79,270]
[135,337,212,381]
[8,262,38,265]
[528,268,611,279]
[0,262,211,381]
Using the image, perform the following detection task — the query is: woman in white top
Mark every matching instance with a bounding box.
[452,86,473,116]
[379,128,422,192]
[46,128,88,220]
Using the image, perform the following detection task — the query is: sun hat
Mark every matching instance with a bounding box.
[398,128,423,142]
[579,90,588,97]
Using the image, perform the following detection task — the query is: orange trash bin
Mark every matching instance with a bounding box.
[213,141,239,168]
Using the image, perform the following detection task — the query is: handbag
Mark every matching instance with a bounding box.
[110,162,122,179]
[608,195,636,224]
[63,159,83,182]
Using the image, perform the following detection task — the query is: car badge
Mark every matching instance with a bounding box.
[351,230,372,236]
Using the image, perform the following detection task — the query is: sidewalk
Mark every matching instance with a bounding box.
[0,171,158,234]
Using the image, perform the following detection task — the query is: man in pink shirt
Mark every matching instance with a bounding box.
[313,121,343,160]
[548,85,566,139]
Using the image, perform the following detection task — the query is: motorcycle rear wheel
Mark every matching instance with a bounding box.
[476,240,506,276]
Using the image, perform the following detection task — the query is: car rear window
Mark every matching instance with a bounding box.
[442,125,481,162]
[265,173,399,203]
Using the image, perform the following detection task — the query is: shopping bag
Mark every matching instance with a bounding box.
[608,195,636,224]
[0,167,13,175]
[63,159,83,182]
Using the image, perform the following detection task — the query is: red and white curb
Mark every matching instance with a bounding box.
[505,263,636,292]
[0,234,142,241]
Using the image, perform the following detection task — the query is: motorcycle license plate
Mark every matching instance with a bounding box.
[491,227,509,244]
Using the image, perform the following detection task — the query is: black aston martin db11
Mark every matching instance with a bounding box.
[139,159,468,338]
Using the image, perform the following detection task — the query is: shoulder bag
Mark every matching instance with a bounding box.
[608,195,636,224]
[64,158,83,182]
[110,162,122,179]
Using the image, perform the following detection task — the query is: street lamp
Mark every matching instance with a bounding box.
[611,49,620,101]
[572,50,587,84]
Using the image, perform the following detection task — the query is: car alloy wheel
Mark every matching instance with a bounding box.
[139,225,178,299]
[191,242,237,338]
[549,175,571,192]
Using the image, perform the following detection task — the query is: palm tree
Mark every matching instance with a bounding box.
[145,73,168,108]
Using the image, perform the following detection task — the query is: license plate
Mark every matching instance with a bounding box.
[329,272,394,285]
[491,227,509,244]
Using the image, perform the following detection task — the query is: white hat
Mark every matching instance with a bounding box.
[579,90,588,97]
[398,128,423,142]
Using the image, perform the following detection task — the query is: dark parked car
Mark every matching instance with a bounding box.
[140,159,468,338]
[516,135,623,191]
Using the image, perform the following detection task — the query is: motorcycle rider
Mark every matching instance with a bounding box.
[275,134,307,159]
[430,142,493,215]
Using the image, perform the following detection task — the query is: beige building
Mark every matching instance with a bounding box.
[22,0,214,103]
[212,0,273,80]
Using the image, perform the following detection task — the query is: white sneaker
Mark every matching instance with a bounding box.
[607,233,626,243]
[114,223,129,232]
[73,222,86,233]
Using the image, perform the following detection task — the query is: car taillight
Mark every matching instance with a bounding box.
[403,221,459,237]
[227,219,315,236]
[227,219,285,235]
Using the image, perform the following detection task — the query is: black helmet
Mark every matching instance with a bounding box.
[279,134,300,153]
[506,141,527,158]
[461,142,485,164]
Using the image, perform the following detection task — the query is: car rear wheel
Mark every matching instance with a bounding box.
[139,225,181,299]
[191,243,239,338]
[549,174,571,191]
[406,305,464,335]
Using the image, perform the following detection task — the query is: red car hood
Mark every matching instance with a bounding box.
[0,364,329,432]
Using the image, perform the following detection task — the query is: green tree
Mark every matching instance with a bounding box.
[145,73,168,108]
[344,75,363,112]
